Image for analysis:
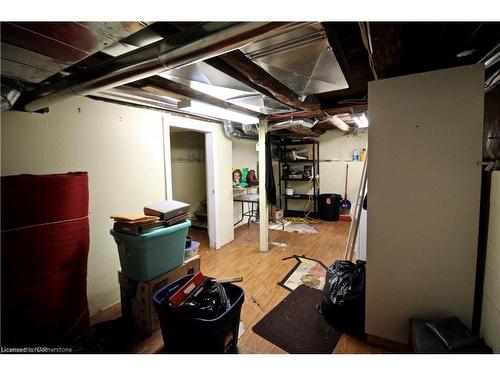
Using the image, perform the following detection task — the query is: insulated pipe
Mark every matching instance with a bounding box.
[24,22,292,112]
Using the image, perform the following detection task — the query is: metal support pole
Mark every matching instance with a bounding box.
[258,118,269,252]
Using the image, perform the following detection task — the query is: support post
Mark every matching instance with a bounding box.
[258,118,269,252]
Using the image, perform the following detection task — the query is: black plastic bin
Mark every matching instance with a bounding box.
[318,193,342,221]
[153,275,244,353]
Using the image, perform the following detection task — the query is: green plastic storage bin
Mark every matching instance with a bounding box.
[110,220,191,282]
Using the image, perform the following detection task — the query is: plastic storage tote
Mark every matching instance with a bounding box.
[153,274,245,353]
[110,220,190,282]
[184,240,200,260]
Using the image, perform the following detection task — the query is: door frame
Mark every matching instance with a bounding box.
[162,118,217,249]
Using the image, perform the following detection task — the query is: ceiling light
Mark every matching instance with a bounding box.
[353,113,369,128]
[456,49,476,58]
[326,115,351,132]
[184,100,259,125]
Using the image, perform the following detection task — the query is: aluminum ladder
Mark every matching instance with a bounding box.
[344,153,368,261]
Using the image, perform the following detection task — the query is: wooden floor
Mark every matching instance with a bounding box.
[91,220,388,354]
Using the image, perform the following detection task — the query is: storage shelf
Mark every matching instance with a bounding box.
[279,159,317,163]
[272,139,319,146]
[273,135,320,215]
[281,178,313,182]
[282,194,318,200]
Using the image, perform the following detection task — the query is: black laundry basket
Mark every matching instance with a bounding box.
[153,275,244,353]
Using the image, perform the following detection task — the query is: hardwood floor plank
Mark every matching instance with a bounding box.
[89,221,389,354]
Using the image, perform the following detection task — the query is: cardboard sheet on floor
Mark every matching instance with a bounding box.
[269,221,318,234]
[279,255,327,291]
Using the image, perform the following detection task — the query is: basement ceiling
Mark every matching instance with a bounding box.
[158,62,293,114]
[1,21,499,136]
[1,22,150,83]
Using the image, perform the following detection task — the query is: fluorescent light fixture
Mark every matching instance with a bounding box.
[354,113,369,128]
[456,49,475,58]
[189,80,250,100]
[184,100,259,124]
[327,115,351,132]
[158,72,252,101]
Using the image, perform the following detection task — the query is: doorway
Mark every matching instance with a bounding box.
[169,127,211,243]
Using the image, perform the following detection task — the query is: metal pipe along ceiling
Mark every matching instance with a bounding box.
[24,22,293,112]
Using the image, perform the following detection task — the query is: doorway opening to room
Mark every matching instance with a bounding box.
[169,127,211,248]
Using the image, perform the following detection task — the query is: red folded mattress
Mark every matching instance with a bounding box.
[1,172,89,231]
[1,172,90,346]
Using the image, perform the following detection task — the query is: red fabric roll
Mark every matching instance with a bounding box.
[1,172,90,346]
[1,172,89,231]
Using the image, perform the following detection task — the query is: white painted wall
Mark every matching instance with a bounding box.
[232,139,258,227]
[319,130,367,213]
[1,98,165,316]
[481,171,500,353]
[170,131,206,213]
[1,97,234,316]
[366,65,484,344]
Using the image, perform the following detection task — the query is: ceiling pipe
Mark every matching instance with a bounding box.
[23,22,292,112]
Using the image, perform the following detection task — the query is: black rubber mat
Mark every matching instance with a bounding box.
[252,285,342,354]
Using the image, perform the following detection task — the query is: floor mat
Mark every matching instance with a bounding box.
[252,285,342,354]
[279,255,327,291]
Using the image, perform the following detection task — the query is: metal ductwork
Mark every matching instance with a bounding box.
[1,78,23,111]
[23,22,292,112]
[267,118,324,137]
[224,121,258,140]
[240,22,349,96]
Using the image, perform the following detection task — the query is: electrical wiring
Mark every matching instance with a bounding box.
[284,177,319,224]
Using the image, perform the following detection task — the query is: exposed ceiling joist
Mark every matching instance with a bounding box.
[202,56,280,101]
[268,103,367,122]
[359,22,402,80]
[133,75,263,119]
[20,22,290,112]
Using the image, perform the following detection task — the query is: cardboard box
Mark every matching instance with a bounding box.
[118,255,200,334]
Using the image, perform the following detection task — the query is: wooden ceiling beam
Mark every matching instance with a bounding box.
[268,103,368,122]
[202,57,281,102]
[212,50,322,111]
[131,76,263,119]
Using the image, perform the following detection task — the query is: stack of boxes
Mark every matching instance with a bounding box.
[110,200,198,334]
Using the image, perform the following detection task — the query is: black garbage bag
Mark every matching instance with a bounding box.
[180,279,231,320]
[318,260,366,336]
